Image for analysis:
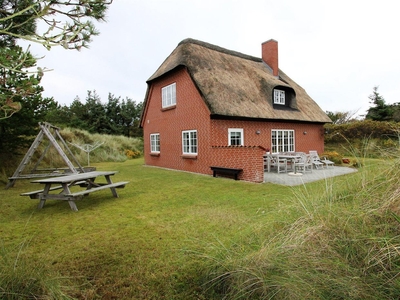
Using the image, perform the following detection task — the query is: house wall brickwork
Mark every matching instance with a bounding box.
[142,68,326,183]
[142,67,213,176]
[211,119,325,153]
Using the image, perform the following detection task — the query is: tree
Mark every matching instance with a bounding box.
[0,45,42,119]
[1,0,112,50]
[68,96,89,129]
[0,93,57,167]
[104,94,145,137]
[0,0,113,119]
[326,110,358,124]
[84,90,107,133]
[131,101,143,137]
[43,101,72,125]
[0,0,37,47]
[120,98,143,138]
[105,93,123,135]
[365,86,393,121]
[392,103,400,122]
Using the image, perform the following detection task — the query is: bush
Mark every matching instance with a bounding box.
[125,149,142,159]
[324,120,400,159]
[321,151,342,164]
[325,120,400,141]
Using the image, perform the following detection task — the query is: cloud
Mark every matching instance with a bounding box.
[22,0,400,117]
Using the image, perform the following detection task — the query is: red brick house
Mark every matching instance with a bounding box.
[140,38,331,183]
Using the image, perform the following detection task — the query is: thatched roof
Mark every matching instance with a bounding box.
[145,38,331,123]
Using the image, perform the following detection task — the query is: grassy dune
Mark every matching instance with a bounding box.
[1,156,400,299]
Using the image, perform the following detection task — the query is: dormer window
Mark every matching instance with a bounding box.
[274,89,285,105]
[162,83,176,108]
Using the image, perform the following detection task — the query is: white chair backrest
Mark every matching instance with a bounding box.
[309,150,320,160]
[266,154,276,163]
[296,153,306,163]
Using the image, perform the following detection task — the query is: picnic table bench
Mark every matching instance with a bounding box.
[210,166,243,180]
[20,171,128,211]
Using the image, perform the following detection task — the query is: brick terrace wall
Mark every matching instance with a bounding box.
[210,146,265,182]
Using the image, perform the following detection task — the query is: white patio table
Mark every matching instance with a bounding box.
[266,153,303,175]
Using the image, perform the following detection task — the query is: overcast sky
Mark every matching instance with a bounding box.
[25,0,400,117]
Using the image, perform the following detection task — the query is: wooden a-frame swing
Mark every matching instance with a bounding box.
[6,122,87,189]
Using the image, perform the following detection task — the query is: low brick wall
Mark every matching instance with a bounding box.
[209,146,265,182]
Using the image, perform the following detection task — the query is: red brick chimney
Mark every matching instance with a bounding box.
[262,39,279,77]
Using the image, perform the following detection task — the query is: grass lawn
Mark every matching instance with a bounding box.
[0,157,396,299]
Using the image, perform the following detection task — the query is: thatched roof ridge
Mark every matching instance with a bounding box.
[178,38,263,63]
[146,38,331,123]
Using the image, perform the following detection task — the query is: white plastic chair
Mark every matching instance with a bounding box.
[309,153,324,169]
[265,154,287,173]
[295,154,312,173]
[309,150,334,168]
[321,156,334,168]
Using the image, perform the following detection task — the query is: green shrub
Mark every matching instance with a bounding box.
[325,120,400,141]
[324,120,400,158]
[321,150,342,164]
[125,149,142,159]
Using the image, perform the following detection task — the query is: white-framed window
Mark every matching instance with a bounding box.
[228,128,244,146]
[162,83,176,108]
[274,89,285,105]
[150,133,160,152]
[182,130,197,154]
[271,129,294,153]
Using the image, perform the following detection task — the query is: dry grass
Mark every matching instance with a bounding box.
[2,153,400,299]
[196,157,400,299]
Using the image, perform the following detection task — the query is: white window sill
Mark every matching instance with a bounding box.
[161,105,176,111]
[181,154,197,159]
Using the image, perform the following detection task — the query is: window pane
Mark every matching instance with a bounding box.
[191,131,197,153]
[271,130,294,153]
[228,129,243,146]
[162,83,176,108]
[150,134,160,152]
[183,132,189,153]
[231,132,240,145]
[274,89,285,105]
[182,130,197,154]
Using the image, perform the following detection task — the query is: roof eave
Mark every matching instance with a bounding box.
[210,114,331,124]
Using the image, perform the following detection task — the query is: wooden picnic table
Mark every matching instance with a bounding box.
[21,171,128,211]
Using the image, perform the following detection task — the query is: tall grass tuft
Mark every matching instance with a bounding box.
[198,152,400,299]
[0,239,73,300]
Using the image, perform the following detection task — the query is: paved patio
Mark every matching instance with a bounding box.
[264,166,357,186]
